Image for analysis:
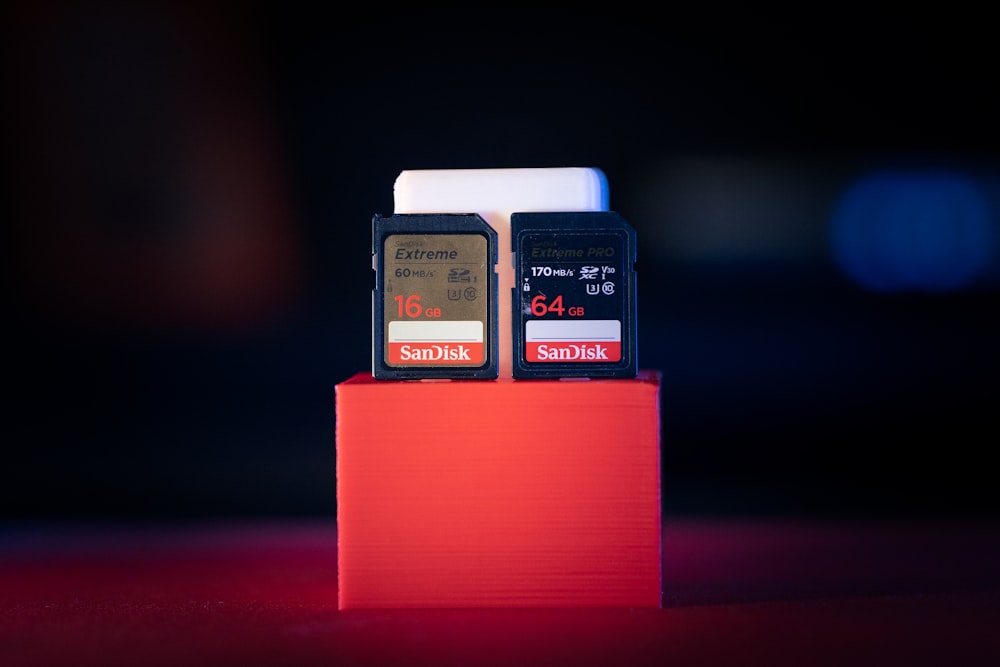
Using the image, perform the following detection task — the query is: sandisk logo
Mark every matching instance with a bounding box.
[526,341,621,363]
[535,343,608,361]
[399,344,471,362]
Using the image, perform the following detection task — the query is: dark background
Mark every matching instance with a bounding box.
[2,5,997,521]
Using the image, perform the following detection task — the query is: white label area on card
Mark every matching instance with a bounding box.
[387,320,484,365]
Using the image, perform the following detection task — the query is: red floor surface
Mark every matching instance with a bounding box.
[2,517,999,666]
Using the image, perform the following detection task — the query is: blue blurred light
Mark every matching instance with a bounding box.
[830,170,995,292]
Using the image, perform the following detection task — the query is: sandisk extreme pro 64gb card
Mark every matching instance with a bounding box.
[372,213,498,380]
[511,211,637,379]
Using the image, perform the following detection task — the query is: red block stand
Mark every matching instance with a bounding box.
[335,371,662,608]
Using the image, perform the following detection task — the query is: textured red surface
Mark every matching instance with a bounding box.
[3,519,1000,666]
[335,371,663,608]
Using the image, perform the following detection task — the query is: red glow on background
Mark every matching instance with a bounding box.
[3,4,304,331]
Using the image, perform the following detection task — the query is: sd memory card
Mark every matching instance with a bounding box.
[373,213,498,380]
[511,211,637,379]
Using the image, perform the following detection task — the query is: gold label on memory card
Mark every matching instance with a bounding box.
[383,233,488,367]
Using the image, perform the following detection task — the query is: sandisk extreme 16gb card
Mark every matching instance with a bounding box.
[373,213,498,380]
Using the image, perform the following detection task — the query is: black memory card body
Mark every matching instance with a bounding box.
[372,213,499,380]
[512,211,637,379]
